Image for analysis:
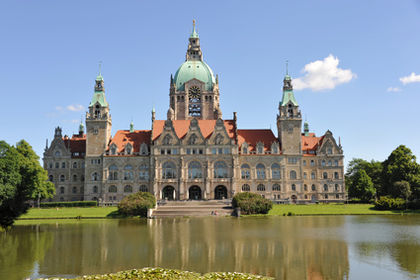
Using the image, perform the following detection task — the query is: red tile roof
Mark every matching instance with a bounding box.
[108,130,151,153]
[64,134,86,158]
[302,134,323,156]
[237,129,277,152]
[152,120,236,141]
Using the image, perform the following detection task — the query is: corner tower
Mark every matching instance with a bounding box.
[85,72,112,156]
[170,20,221,120]
[277,74,302,155]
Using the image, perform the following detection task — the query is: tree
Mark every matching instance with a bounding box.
[346,158,382,196]
[390,181,411,200]
[118,191,156,217]
[0,140,55,229]
[348,169,376,202]
[382,145,420,200]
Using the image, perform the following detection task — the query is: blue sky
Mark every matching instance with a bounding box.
[1,0,420,167]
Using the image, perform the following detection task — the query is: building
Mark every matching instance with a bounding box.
[43,22,345,204]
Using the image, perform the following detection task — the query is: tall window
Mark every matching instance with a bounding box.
[214,161,228,178]
[188,161,202,179]
[304,184,308,191]
[271,163,281,179]
[124,185,133,193]
[73,162,77,168]
[139,164,149,180]
[322,160,326,167]
[49,175,54,182]
[311,160,315,166]
[124,165,133,180]
[188,134,198,145]
[73,174,77,182]
[334,172,339,179]
[125,144,132,155]
[256,163,266,179]
[60,175,65,182]
[324,184,328,191]
[92,172,98,181]
[323,172,328,179]
[312,184,316,191]
[109,185,117,193]
[110,144,117,155]
[109,165,118,180]
[241,164,250,179]
[335,184,339,191]
[93,186,98,193]
[290,170,297,179]
[242,184,250,191]
[60,187,64,194]
[140,143,148,155]
[257,184,265,191]
[162,161,176,179]
[291,184,296,191]
[311,172,316,179]
[188,86,201,117]
[272,184,281,191]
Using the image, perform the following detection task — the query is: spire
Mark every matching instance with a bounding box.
[96,61,103,81]
[152,107,156,122]
[281,73,298,106]
[190,19,199,38]
[186,20,202,61]
[79,119,84,136]
[90,69,108,107]
[129,121,134,133]
[304,121,309,136]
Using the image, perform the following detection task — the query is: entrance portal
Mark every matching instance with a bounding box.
[189,186,202,200]
[162,186,175,200]
[214,185,228,200]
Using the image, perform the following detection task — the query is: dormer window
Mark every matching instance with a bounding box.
[256,142,264,154]
[140,143,148,155]
[241,143,249,154]
[271,142,279,154]
[125,144,132,155]
[55,150,61,157]
[110,144,117,155]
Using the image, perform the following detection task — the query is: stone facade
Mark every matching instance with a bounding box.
[43,23,346,204]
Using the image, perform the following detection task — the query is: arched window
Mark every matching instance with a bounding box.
[109,165,118,180]
[290,170,297,180]
[312,184,316,191]
[310,160,315,166]
[163,134,172,145]
[241,164,250,179]
[125,144,132,155]
[49,175,54,182]
[214,161,228,178]
[162,161,176,179]
[109,185,117,193]
[139,164,149,180]
[323,184,328,192]
[124,165,133,180]
[256,163,266,179]
[72,187,77,194]
[215,134,224,145]
[303,172,307,179]
[327,147,333,154]
[304,184,308,191]
[140,143,148,155]
[93,186,98,193]
[311,172,316,179]
[272,184,281,191]
[188,161,202,179]
[124,185,133,193]
[92,172,98,181]
[291,184,296,191]
[257,184,265,191]
[73,174,78,182]
[328,160,332,166]
[61,162,66,168]
[242,184,250,191]
[322,160,326,167]
[60,175,65,182]
[334,160,339,166]
[271,163,281,179]
[334,172,339,179]
[188,134,198,145]
[73,162,77,168]
[60,187,64,194]
[110,144,117,155]
[81,175,85,182]
[335,184,339,191]
[323,172,328,179]
[139,185,148,192]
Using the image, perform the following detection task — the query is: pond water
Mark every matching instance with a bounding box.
[0,216,419,280]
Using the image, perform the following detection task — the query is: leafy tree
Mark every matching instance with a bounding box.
[382,145,420,199]
[0,140,54,229]
[118,191,156,217]
[348,169,375,202]
[390,181,411,200]
[346,158,382,195]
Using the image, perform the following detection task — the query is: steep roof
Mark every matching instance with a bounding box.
[152,120,236,141]
[108,130,151,153]
[237,129,277,152]
[63,134,86,158]
[302,133,324,156]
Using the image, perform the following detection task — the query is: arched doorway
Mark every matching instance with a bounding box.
[291,195,297,204]
[189,185,202,200]
[162,186,175,200]
[215,185,228,200]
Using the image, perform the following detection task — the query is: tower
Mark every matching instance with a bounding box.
[85,72,112,156]
[277,74,302,154]
[170,20,221,120]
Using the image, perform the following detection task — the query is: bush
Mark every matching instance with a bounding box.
[232,192,273,215]
[40,201,97,208]
[406,200,420,210]
[374,196,406,210]
[118,191,156,217]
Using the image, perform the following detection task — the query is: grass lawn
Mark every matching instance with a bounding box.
[19,206,118,219]
[267,203,420,216]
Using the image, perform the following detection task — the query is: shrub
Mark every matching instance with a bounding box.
[406,200,420,210]
[232,192,273,215]
[40,201,97,208]
[374,196,406,210]
[118,191,156,217]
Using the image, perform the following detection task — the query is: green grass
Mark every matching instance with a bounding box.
[267,203,420,216]
[19,206,118,219]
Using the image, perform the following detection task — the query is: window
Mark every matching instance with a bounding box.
[73,174,77,182]
[327,147,333,154]
[223,148,230,154]
[291,184,296,191]
[93,186,98,193]
[311,172,315,179]
[288,157,298,164]
[256,163,266,179]
[328,160,332,166]
[110,144,117,155]
[92,172,98,181]
[109,165,118,180]
[48,162,53,169]
[62,162,66,168]
[140,143,148,155]
[215,134,224,145]
[211,148,217,154]
[214,161,228,178]
[334,172,339,179]
[271,163,281,179]
[60,175,65,182]
[256,143,264,154]
[242,147,248,154]
[323,172,328,179]
[303,172,307,179]
[73,162,77,168]
[272,184,281,191]
[55,151,61,157]
[163,135,172,145]
[323,184,328,191]
[188,161,202,179]
[72,187,77,194]
[310,160,315,167]
[334,160,339,167]
[162,161,177,179]
[257,184,265,191]
[303,160,306,166]
[139,164,149,180]
[242,184,250,191]
[335,184,339,191]
[241,164,250,179]
[139,185,148,192]
[290,170,297,180]
[49,175,53,182]
[60,187,64,194]
[109,185,117,193]
[325,194,328,199]
[124,185,133,193]
[271,143,279,154]
[336,194,340,199]
[304,184,308,191]
[312,184,316,191]
[322,160,326,167]
[55,162,59,168]
[125,144,132,155]
[124,165,133,180]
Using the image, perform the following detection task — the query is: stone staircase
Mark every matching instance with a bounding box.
[151,200,233,218]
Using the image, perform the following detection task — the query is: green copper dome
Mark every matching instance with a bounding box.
[173,60,216,91]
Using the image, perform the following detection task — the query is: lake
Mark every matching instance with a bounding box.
[1,215,419,280]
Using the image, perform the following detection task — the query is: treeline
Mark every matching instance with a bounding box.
[346,145,420,208]
[0,140,55,229]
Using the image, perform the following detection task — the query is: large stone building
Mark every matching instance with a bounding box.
[43,22,345,204]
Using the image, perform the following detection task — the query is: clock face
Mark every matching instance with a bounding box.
[189,86,201,102]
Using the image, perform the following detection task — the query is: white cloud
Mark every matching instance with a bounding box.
[400,72,420,85]
[293,54,356,91]
[66,104,84,112]
[387,87,402,92]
